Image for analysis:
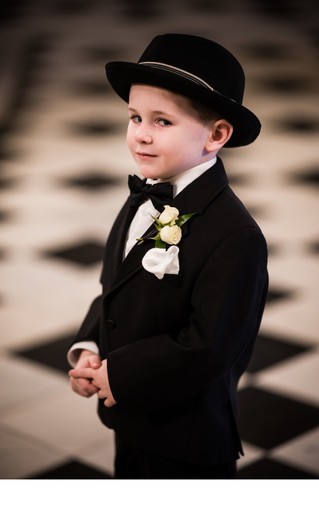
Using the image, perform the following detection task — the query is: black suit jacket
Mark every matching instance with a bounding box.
[74,157,268,465]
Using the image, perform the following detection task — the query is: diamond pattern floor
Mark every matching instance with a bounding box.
[0,0,318,485]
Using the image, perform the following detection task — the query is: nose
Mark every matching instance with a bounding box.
[135,124,152,144]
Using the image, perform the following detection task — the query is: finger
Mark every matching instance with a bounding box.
[70,377,98,397]
[97,389,107,399]
[86,381,100,394]
[69,367,93,379]
[70,382,90,398]
[69,376,88,395]
[104,396,116,408]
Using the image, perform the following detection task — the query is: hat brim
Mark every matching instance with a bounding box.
[106,61,261,147]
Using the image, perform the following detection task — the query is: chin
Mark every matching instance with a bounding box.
[139,169,160,180]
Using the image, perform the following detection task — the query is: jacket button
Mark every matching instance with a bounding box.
[106,318,116,329]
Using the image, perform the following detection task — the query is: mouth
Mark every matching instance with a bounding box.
[136,152,157,159]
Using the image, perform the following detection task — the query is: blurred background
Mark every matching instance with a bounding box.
[0,0,318,479]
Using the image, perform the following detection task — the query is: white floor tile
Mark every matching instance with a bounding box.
[0,427,64,479]
[1,389,109,454]
[237,441,265,470]
[0,355,68,416]
[74,431,115,476]
[271,427,319,476]
[256,348,319,407]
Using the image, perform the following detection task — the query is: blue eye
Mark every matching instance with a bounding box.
[157,118,172,126]
[130,115,141,123]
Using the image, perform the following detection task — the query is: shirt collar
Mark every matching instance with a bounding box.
[146,157,217,198]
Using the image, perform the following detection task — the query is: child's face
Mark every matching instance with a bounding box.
[127,85,216,180]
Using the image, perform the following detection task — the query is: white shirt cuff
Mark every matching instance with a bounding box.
[67,341,100,367]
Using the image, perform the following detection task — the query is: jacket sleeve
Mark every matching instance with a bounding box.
[107,227,268,413]
[71,294,102,347]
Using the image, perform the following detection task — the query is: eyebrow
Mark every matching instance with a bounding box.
[128,107,174,118]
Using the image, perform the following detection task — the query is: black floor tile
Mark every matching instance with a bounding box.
[52,0,91,16]
[227,174,249,186]
[63,172,119,191]
[43,240,104,266]
[294,169,319,187]
[243,42,291,61]
[14,331,77,374]
[247,333,312,373]
[238,387,319,449]
[237,458,318,479]
[0,247,6,261]
[82,45,125,63]
[253,2,304,21]
[0,210,11,223]
[266,287,293,304]
[0,176,19,190]
[67,121,123,136]
[28,459,112,479]
[187,0,225,13]
[279,118,319,133]
[258,76,313,94]
[120,0,161,19]
[67,80,113,97]
[0,146,24,160]
[308,240,319,254]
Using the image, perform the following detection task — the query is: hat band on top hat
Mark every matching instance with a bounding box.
[139,61,236,103]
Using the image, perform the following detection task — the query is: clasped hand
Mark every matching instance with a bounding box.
[68,351,116,408]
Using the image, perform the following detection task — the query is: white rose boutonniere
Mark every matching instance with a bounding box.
[137,205,195,279]
[160,224,182,245]
[158,205,179,225]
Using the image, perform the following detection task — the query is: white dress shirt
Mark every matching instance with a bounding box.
[68,156,217,365]
[124,157,216,258]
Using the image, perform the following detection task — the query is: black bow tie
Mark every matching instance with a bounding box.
[128,174,173,212]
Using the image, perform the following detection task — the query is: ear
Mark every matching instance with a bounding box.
[205,119,234,152]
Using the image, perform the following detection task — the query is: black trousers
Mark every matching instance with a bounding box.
[114,434,237,479]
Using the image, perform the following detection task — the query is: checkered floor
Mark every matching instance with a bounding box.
[0,0,318,480]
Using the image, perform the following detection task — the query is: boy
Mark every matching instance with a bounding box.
[68,34,268,479]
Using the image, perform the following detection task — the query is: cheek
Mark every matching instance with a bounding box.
[126,126,134,150]
[183,133,206,155]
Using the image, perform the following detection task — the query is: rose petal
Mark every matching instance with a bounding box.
[158,205,180,225]
[159,225,182,245]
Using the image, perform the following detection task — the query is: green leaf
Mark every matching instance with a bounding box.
[151,233,162,241]
[154,220,163,231]
[176,213,196,227]
[155,239,167,249]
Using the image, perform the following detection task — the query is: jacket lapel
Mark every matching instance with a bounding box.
[104,157,228,298]
[170,157,228,215]
[111,199,138,275]
[100,198,138,291]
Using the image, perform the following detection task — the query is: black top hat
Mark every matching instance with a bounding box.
[105,34,261,147]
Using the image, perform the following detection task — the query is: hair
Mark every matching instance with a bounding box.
[189,98,223,124]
